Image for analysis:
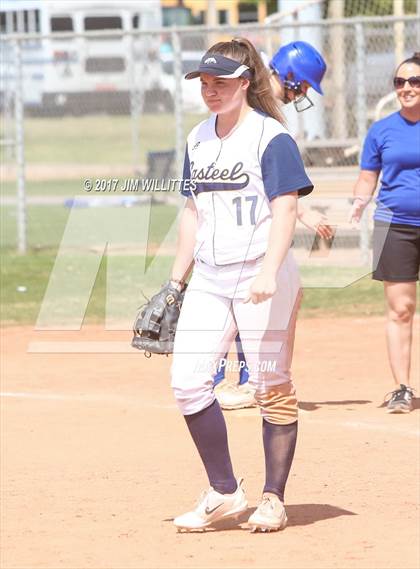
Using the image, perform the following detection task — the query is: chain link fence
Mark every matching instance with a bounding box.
[1,14,419,261]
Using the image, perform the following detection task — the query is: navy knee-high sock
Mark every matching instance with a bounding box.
[262,419,298,502]
[184,400,237,494]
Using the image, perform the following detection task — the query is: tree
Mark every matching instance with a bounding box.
[324,0,416,18]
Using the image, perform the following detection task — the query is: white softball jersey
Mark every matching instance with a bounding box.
[181,109,313,266]
[171,110,313,415]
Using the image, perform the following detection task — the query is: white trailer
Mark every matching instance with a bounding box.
[0,0,172,114]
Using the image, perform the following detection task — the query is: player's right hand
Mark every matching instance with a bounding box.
[243,272,277,304]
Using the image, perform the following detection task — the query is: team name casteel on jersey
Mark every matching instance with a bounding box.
[181,110,313,266]
[189,161,250,191]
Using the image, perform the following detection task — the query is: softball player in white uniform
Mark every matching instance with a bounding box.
[214,41,331,411]
[169,38,313,532]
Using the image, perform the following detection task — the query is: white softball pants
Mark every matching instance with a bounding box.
[171,251,302,415]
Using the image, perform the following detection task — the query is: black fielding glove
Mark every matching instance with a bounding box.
[131,281,187,356]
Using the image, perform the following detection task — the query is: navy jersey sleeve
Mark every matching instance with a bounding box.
[180,145,193,198]
[360,124,382,171]
[261,133,313,200]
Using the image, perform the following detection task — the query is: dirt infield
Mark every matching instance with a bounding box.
[1,317,419,569]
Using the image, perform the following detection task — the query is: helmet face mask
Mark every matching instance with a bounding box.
[293,93,314,112]
[282,78,314,112]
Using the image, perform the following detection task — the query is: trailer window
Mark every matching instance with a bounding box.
[238,2,258,23]
[85,57,125,73]
[84,16,122,39]
[162,59,202,75]
[51,16,73,33]
[26,9,40,32]
[162,7,192,27]
[0,9,40,33]
[84,16,122,30]
[0,12,7,33]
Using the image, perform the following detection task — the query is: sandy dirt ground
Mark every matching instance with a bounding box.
[1,317,419,569]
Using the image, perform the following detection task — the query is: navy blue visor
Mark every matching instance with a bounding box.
[185,53,251,80]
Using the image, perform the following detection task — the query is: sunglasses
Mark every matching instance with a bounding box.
[393,76,420,89]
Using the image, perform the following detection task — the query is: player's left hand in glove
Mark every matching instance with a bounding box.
[131,281,187,356]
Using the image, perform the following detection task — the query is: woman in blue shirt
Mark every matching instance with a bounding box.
[350,52,420,413]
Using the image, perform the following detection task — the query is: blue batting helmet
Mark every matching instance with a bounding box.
[270,41,327,95]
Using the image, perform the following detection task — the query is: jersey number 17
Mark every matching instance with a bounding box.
[232,195,258,226]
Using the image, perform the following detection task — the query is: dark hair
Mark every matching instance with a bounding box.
[396,52,420,73]
[206,37,286,126]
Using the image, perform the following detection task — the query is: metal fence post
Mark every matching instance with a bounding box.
[355,23,367,141]
[293,10,305,141]
[14,39,27,254]
[355,22,369,265]
[393,0,405,66]
[129,33,142,173]
[328,0,347,139]
[171,29,184,178]
[418,0,420,45]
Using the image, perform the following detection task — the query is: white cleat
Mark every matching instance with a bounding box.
[247,494,288,533]
[174,478,248,532]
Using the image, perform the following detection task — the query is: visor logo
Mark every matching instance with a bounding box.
[204,57,217,64]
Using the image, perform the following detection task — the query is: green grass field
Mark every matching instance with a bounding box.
[1,179,92,197]
[1,201,387,325]
[1,113,206,168]
[1,249,386,325]
[0,104,386,324]
[1,202,179,250]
